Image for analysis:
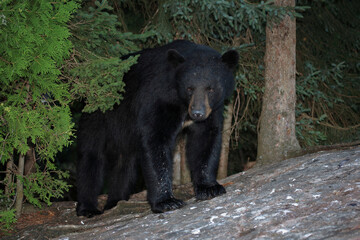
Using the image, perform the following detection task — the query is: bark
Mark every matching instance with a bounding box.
[173,139,181,186]
[217,101,233,179]
[257,0,300,165]
[179,136,191,184]
[24,146,36,175]
[5,156,14,195]
[15,154,25,218]
[173,135,191,185]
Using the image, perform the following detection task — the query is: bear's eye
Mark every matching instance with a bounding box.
[187,87,194,93]
[207,87,215,93]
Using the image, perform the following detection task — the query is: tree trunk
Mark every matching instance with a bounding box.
[24,146,36,176]
[179,136,191,184]
[5,156,14,195]
[173,138,182,186]
[15,154,25,218]
[257,0,300,165]
[217,100,233,179]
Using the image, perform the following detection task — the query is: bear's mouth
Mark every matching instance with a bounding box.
[188,111,209,122]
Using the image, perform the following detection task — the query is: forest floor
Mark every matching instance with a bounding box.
[2,145,360,240]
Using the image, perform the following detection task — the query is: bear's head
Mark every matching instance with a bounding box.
[168,47,238,122]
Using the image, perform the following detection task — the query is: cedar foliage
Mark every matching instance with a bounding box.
[0,0,79,230]
[67,0,153,113]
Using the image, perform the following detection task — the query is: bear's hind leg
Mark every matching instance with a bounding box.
[104,156,139,211]
[76,152,105,217]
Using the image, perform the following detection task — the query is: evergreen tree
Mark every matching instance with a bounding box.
[0,0,79,230]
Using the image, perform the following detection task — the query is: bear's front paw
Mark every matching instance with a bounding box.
[195,183,226,200]
[151,197,186,213]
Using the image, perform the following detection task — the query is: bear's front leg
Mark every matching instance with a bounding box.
[141,142,186,213]
[140,111,186,213]
[186,110,226,200]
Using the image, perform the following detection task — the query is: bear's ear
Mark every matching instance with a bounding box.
[167,49,185,67]
[221,50,239,70]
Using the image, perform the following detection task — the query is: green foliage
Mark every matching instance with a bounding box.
[71,55,139,113]
[0,0,79,230]
[295,61,360,146]
[67,0,153,112]
[70,0,152,56]
[295,103,327,146]
[0,189,16,232]
[0,206,16,231]
[0,103,74,162]
[0,0,78,161]
[297,62,346,106]
[22,163,70,207]
[142,0,306,44]
[298,0,360,70]
[295,0,360,145]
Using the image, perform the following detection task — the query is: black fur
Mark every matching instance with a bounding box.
[76,40,238,217]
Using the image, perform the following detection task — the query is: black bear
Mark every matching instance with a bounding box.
[76,40,238,217]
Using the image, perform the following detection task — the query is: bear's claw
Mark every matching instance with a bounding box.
[195,183,226,200]
[151,197,186,213]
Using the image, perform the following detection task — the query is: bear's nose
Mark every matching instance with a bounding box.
[190,110,205,121]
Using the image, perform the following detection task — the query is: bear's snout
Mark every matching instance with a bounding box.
[190,108,206,121]
[188,93,212,121]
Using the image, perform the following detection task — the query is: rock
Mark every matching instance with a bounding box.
[53,146,360,240]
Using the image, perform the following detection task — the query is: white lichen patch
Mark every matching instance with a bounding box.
[313,194,321,199]
[344,187,354,192]
[276,229,290,234]
[191,228,201,234]
[254,215,266,220]
[235,207,246,213]
[210,216,219,224]
[220,212,229,217]
[282,210,292,215]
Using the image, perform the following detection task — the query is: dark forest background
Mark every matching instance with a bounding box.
[64,0,360,178]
